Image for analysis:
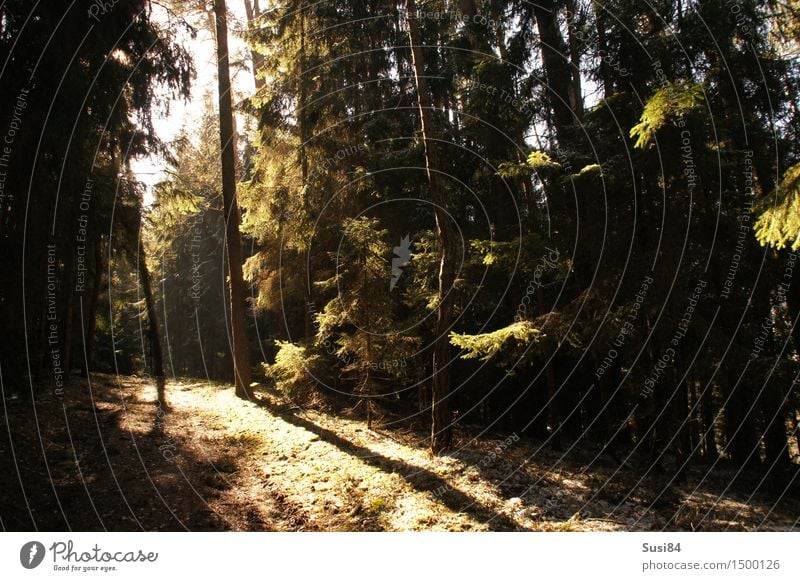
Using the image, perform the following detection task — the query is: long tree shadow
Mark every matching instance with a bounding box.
[254,396,523,530]
[1,375,230,531]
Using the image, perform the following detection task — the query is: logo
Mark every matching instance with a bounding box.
[390,235,412,291]
[20,541,45,569]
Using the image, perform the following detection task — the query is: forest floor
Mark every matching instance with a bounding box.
[1,373,798,531]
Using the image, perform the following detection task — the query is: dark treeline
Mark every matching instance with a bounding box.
[225,0,800,473]
[0,1,192,388]
[2,0,800,482]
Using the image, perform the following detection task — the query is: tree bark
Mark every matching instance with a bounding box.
[592,0,615,98]
[565,0,584,119]
[533,0,575,144]
[137,230,165,406]
[762,387,792,469]
[83,235,104,376]
[243,0,265,91]
[299,6,314,341]
[60,249,75,381]
[701,382,719,459]
[214,0,253,398]
[405,0,457,453]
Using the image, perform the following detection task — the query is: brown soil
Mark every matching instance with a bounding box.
[1,374,797,531]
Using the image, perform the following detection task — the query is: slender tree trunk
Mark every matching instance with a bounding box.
[762,388,792,469]
[83,235,104,376]
[365,331,374,428]
[362,244,373,428]
[60,254,75,380]
[533,0,575,144]
[493,5,509,62]
[137,230,165,406]
[298,7,314,340]
[673,377,691,480]
[701,383,719,459]
[33,248,48,386]
[787,408,799,462]
[537,286,562,447]
[544,347,561,448]
[405,0,457,453]
[59,181,80,382]
[565,0,584,120]
[723,366,760,466]
[214,0,253,398]
[590,346,610,444]
[783,71,800,145]
[243,0,265,91]
[298,4,308,205]
[593,0,615,98]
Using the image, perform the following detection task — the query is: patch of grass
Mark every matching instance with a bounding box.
[224,433,263,451]
[554,512,582,531]
[365,496,387,516]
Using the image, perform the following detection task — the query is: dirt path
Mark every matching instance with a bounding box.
[1,374,797,531]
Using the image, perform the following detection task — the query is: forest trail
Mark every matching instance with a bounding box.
[1,374,797,532]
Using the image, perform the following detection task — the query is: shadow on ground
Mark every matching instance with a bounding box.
[0,375,226,531]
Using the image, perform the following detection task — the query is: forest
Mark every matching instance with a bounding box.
[1,0,799,532]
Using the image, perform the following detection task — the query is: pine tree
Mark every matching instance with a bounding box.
[214,0,253,398]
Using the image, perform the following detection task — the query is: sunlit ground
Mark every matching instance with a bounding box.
[2,374,797,531]
[117,376,797,531]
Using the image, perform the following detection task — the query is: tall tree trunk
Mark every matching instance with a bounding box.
[214,0,253,398]
[565,0,584,119]
[137,230,165,406]
[60,251,75,381]
[364,250,374,429]
[533,0,575,144]
[83,235,104,376]
[298,6,309,185]
[723,366,760,466]
[701,382,719,459]
[538,287,562,447]
[59,179,80,382]
[243,0,265,91]
[592,0,615,98]
[405,0,457,453]
[298,6,314,340]
[762,386,792,469]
